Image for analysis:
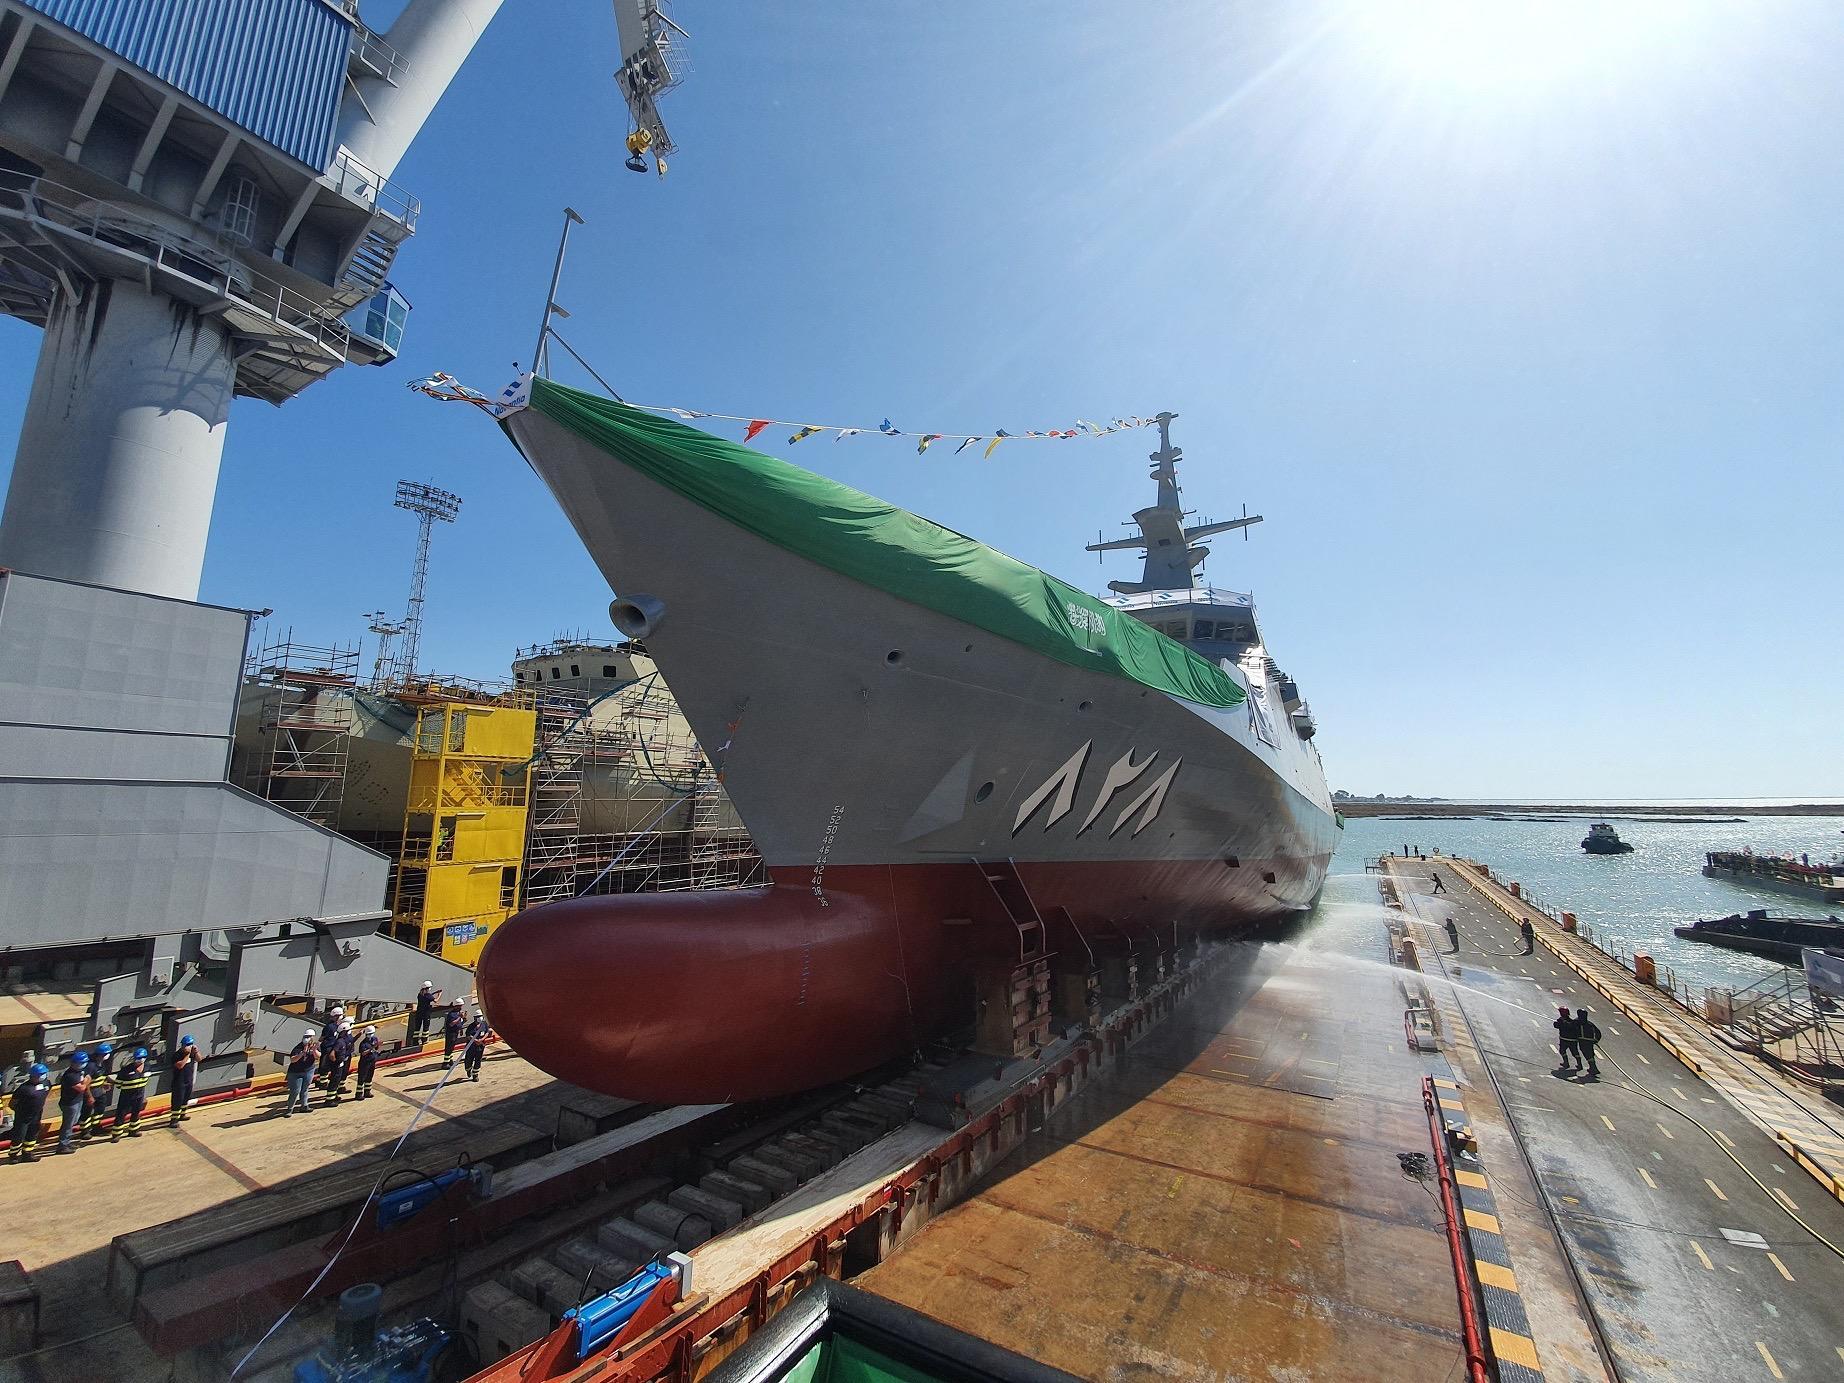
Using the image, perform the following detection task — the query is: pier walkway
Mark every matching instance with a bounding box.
[1392,858,1844,1383]
[1459,859,1844,1200]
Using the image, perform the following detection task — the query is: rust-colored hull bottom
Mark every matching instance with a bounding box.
[476,854,1327,1104]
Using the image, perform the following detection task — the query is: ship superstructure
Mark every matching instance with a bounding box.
[476,378,1338,1104]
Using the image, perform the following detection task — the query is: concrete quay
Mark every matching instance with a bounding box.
[1389,855,1844,1383]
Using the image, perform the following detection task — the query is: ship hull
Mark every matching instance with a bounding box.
[480,396,1338,1101]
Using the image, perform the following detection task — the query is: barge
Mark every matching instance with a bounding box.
[1702,850,1844,905]
[1672,908,1844,965]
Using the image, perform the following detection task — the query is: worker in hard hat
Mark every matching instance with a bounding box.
[315,1011,345,1094]
[410,981,440,1045]
[55,1052,88,1154]
[169,1036,201,1127]
[109,1047,150,1140]
[442,1001,467,1067]
[317,1007,345,1088]
[354,1026,381,1101]
[461,1011,492,1082]
[7,1062,50,1163]
[327,1020,355,1104]
[1,1047,37,1099]
[82,1041,114,1139]
[284,1029,319,1117]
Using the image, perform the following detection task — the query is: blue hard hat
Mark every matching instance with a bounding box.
[180,1035,195,1047]
[28,1063,48,1078]
[69,1051,88,1064]
[94,1042,113,1056]
[133,1047,148,1060]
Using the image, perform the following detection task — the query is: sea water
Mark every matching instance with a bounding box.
[1322,811,1844,996]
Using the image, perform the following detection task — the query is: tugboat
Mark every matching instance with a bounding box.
[1673,909,1844,965]
[1582,823,1634,855]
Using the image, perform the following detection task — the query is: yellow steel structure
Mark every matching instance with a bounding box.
[390,697,537,967]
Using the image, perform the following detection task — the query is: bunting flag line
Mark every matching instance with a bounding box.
[621,400,1159,453]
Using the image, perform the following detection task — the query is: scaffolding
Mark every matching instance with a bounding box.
[522,685,594,906]
[243,633,359,829]
[389,696,536,967]
[507,664,763,903]
[579,672,763,897]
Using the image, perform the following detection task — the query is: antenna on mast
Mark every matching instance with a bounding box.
[387,481,461,684]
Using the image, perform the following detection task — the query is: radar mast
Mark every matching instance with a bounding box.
[1085,413,1262,595]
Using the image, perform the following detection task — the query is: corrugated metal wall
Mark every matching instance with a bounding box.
[22,0,351,169]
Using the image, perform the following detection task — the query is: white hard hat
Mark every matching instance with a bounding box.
[420,980,432,989]
[364,1025,376,1036]
[303,1028,316,1041]
[330,1006,344,1017]
[337,1019,351,1030]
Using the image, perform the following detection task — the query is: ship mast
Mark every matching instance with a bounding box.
[1085,413,1262,595]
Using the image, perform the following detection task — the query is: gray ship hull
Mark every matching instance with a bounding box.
[477,390,1338,1102]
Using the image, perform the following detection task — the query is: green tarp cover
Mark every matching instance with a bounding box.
[780,1334,947,1383]
[516,377,1246,710]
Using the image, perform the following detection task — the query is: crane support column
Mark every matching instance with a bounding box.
[0,279,233,601]
[338,0,508,183]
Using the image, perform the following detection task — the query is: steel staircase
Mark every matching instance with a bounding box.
[974,859,1054,1058]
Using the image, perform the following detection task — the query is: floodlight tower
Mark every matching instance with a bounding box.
[364,610,406,691]
[390,481,461,684]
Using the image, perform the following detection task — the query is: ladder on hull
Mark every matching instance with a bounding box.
[973,859,1054,1058]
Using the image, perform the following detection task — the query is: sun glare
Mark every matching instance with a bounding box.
[1349,0,1705,92]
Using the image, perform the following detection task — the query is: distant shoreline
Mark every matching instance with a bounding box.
[1338,801,1843,819]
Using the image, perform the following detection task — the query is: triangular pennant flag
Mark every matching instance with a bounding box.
[835,428,863,442]
[668,407,708,420]
[744,419,771,442]
[983,429,1010,460]
[1077,419,1104,435]
[953,437,981,455]
[917,433,943,454]
[788,425,823,444]
[878,418,901,436]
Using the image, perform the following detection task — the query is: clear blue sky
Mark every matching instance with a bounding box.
[2,1,1839,798]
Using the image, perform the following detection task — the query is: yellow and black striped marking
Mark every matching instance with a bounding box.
[1433,1074,1547,1382]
